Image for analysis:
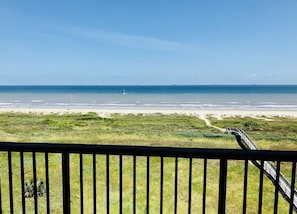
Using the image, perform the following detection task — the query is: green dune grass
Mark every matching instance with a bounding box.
[0,112,296,213]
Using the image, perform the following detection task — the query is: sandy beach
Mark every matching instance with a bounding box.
[0,107,297,119]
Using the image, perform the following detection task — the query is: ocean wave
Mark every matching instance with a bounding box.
[0,88,297,111]
[259,104,297,109]
[0,103,13,106]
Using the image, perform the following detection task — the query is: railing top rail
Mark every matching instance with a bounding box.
[0,142,297,161]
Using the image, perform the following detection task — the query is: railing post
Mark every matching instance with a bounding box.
[242,160,248,214]
[258,160,264,214]
[174,157,178,214]
[188,158,193,214]
[0,177,2,214]
[79,154,84,213]
[93,154,97,214]
[203,159,207,214]
[8,151,13,214]
[273,161,281,214]
[160,156,164,214]
[119,155,123,214]
[133,155,136,214]
[45,152,50,214]
[218,158,227,214]
[106,154,110,214]
[289,162,296,214]
[20,152,26,214]
[62,152,70,214]
[146,156,150,214]
[33,152,38,214]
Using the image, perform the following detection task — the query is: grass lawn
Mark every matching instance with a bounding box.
[0,112,296,213]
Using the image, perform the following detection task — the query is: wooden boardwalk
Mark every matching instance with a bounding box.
[226,127,297,212]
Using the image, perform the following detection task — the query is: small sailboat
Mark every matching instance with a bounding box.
[121,88,126,95]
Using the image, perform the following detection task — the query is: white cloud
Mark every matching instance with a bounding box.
[245,73,260,82]
[0,7,194,52]
[58,25,192,51]
[244,72,288,84]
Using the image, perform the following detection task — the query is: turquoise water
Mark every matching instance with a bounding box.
[0,85,297,110]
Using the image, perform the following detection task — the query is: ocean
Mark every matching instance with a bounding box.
[0,85,297,110]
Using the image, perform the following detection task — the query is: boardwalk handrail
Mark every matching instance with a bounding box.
[226,127,297,212]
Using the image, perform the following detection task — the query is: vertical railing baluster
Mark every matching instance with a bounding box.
[80,153,84,214]
[289,161,296,214]
[62,152,70,214]
[160,156,164,214]
[242,160,248,214]
[93,154,97,214]
[119,155,123,214]
[218,158,227,214]
[0,176,2,213]
[258,160,264,214]
[45,152,50,214]
[8,151,14,214]
[188,158,192,214]
[106,154,110,214]
[133,155,136,214]
[174,157,178,214]
[202,159,207,214]
[274,161,281,214]
[33,152,38,214]
[146,156,150,213]
[20,152,26,214]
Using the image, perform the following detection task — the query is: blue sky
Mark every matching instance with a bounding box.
[0,1,296,85]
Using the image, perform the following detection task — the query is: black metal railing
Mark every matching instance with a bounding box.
[0,142,297,214]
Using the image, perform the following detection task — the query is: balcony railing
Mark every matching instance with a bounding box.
[0,142,297,213]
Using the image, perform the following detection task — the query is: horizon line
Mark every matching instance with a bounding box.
[1,84,297,87]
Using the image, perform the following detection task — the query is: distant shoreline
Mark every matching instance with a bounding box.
[1,107,297,118]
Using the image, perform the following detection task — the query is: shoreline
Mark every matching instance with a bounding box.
[1,107,297,118]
